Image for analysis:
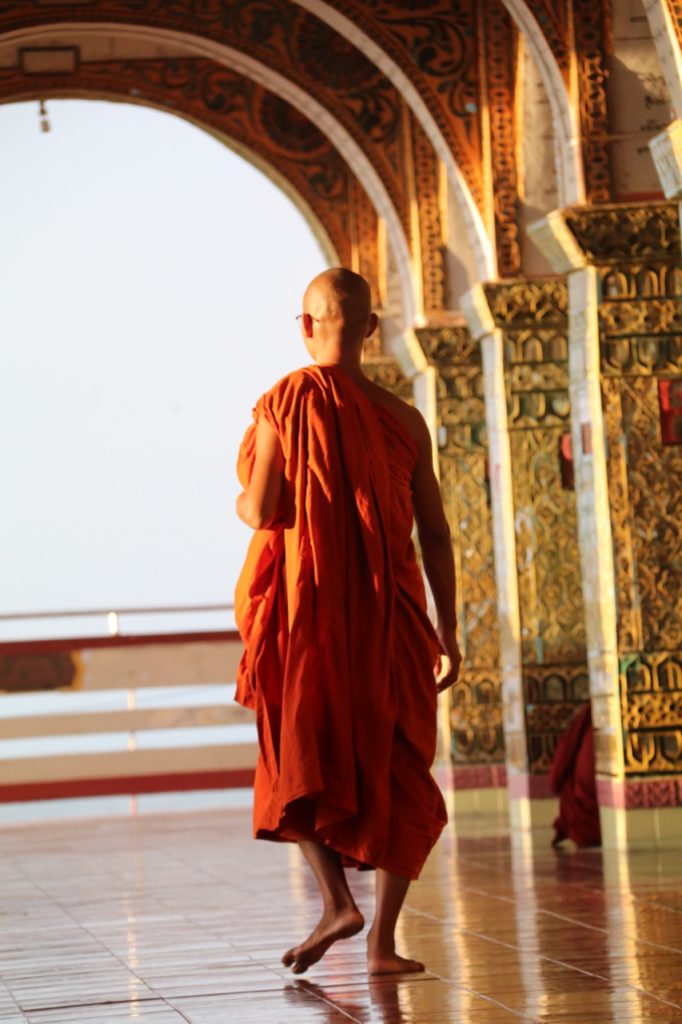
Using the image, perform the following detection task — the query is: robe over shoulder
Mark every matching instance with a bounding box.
[234,364,447,879]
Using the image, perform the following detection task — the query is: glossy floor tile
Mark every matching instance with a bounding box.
[1,804,681,1022]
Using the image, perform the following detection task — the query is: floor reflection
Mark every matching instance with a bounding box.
[1,806,681,1022]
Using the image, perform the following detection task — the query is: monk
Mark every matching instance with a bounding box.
[234,268,461,976]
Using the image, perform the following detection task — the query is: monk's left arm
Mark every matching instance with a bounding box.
[236,417,284,529]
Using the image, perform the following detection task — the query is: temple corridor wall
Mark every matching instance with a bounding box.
[2,0,682,842]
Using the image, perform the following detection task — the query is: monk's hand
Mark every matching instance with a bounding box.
[435,626,462,693]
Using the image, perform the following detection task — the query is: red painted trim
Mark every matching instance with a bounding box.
[0,769,255,803]
[507,773,528,798]
[450,764,507,790]
[597,776,682,810]
[0,630,241,656]
[508,772,554,800]
[596,777,626,809]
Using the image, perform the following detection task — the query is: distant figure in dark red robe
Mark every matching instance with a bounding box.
[550,703,601,848]
[234,268,461,975]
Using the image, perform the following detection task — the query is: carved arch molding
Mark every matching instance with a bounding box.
[0,0,625,301]
[0,56,388,305]
[1,56,392,294]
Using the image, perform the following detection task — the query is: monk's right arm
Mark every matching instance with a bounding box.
[236,417,284,530]
[411,413,462,690]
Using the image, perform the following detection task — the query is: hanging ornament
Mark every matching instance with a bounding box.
[38,99,50,133]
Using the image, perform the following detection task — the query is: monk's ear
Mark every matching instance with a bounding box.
[366,312,379,337]
[302,312,315,337]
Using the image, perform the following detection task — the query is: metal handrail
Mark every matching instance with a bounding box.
[0,604,235,639]
[0,604,233,621]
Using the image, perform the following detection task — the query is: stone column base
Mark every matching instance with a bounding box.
[508,772,558,830]
[450,764,508,815]
[598,776,682,848]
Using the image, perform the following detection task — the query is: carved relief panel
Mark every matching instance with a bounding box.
[566,203,682,778]
[417,327,504,767]
[485,280,589,774]
[598,260,682,776]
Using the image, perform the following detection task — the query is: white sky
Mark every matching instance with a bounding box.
[0,99,326,636]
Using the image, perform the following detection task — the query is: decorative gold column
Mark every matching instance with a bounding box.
[464,280,590,830]
[531,202,682,847]
[365,330,506,811]
[417,326,505,813]
[462,287,527,825]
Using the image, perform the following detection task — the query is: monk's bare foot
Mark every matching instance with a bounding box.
[366,929,424,975]
[368,952,425,975]
[282,906,364,975]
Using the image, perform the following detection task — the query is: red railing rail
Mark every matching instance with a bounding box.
[0,602,236,645]
[0,614,252,804]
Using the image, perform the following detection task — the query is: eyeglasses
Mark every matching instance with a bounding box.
[295,313,321,324]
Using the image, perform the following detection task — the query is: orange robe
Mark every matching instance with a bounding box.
[234,364,447,880]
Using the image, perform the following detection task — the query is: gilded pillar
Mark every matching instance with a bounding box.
[461,288,527,824]
[531,203,682,847]
[362,343,497,781]
[465,280,591,829]
[417,325,506,812]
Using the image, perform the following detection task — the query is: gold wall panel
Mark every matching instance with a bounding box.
[418,326,504,767]
[508,429,586,666]
[491,284,586,667]
[450,668,504,766]
[619,377,682,654]
[524,664,591,774]
[589,203,682,780]
[486,280,589,774]
[361,356,413,402]
[564,204,681,264]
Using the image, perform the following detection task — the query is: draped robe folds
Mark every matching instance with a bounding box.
[234,364,447,880]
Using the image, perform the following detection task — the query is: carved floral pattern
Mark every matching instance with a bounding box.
[418,326,504,766]
[572,0,613,202]
[0,0,410,229]
[317,0,484,206]
[590,206,682,779]
[624,776,682,808]
[409,110,447,313]
[349,179,381,318]
[482,0,522,277]
[564,203,681,263]
[486,281,588,773]
[619,377,682,655]
[524,664,590,773]
[524,0,570,75]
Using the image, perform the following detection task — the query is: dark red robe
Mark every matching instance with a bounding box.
[550,703,601,848]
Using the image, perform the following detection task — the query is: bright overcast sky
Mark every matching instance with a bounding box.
[0,99,326,636]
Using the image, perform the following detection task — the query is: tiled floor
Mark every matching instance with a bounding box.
[1,803,682,1023]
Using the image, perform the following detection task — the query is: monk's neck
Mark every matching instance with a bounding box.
[315,354,365,384]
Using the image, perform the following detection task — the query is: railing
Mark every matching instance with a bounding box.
[0,604,256,806]
[0,602,236,642]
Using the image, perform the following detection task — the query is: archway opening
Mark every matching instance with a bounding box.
[0,98,327,638]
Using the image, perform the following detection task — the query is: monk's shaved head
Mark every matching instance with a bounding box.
[299,267,377,363]
[303,268,372,327]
